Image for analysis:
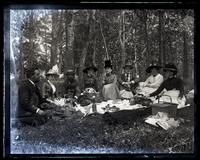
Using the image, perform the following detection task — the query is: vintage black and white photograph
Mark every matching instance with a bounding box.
[6,7,194,155]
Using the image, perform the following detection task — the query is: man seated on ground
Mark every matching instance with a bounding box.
[137,62,163,96]
[146,63,186,109]
[64,69,80,99]
[118,61,136,99]
[17,67,52,127]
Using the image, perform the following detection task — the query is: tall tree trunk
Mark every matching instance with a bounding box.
[78,13,92,91]
[28,11,35,68]
[50,11,59,68]
[64,11,75,74]
[158,10,164,66]
[144,10,150,66]
[119,11,126,75]
[183,31,189,80]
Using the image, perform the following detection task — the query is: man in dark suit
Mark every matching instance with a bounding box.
[64,69,80,98]
[18,67,51,126]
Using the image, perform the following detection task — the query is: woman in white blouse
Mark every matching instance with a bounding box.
[137,63,164,96]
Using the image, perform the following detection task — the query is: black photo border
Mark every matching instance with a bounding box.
[2,0,199,159]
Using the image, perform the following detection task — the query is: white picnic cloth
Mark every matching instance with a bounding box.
[75,99,146,116]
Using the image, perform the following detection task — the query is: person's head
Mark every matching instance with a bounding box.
[146,63,161,76]
[83,65,97,77]
[26,67,40,83]
[150,68,159,76]
[87,68,94,76]
[65,69,75,80]
[124,66,132,73]
[104,60,112,75]
[105,67,112,74]
[163,63,177,78]
[123,61,133,73]
[46,74,56,81]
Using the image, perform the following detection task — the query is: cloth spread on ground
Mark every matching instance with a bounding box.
[75,99,147,116]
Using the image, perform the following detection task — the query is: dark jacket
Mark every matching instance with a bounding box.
[18,79,46,117]
[83,74,98,91]
[150,77,185,98]
[64,78,80,98]
[118,73,135,91]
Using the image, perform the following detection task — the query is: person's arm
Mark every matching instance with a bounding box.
[94,78,98,91]
[19,84,40,113]
[149,81,165,97]
[144,76,151,84]
[178,79,185,98]
[147,75,164,88]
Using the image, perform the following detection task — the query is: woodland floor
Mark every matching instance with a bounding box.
[10,104,194,156]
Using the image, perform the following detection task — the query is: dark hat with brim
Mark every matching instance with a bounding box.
[146,63,161,73]
[163,63,177,74]
[83,65,98,73]
[104,60,112,69]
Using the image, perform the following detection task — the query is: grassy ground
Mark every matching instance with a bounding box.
[10,104,194,154]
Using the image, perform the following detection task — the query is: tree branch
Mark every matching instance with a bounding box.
[99,18,109,59]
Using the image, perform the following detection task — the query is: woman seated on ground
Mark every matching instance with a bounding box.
[137,62,163,96]
[146,63,186,109]
[101,59,121,100]
[83,64,98,92]
[118,61,136,99]
[42,68,59,99]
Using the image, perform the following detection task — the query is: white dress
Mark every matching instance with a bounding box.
[138,73,164,95]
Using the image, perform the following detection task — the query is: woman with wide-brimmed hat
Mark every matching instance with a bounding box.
[137,62,164,95]
[101,59,121,100]
[83,64,98,92]
[118,61,135,99]
[147,63,186,109]
[42,66,60,99]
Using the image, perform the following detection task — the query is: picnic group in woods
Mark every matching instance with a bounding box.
[17,58,194,127]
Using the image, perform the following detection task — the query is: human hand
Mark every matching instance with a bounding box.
[37,109,45,116]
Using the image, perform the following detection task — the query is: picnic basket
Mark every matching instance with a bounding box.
[150,95,178,117]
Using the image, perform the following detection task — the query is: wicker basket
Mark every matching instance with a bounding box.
[150,95,178,117]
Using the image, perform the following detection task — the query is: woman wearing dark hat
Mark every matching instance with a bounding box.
[118,61,135,99]
[138,62,164,95]
[147,63,186,108]
[101,60,121,100]
[83,64,98,91]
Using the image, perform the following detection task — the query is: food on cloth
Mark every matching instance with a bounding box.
[51,98,66,107]
[109,105,120,112]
